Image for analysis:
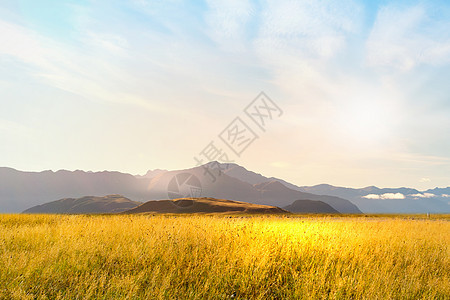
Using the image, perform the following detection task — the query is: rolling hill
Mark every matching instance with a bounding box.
[123,197,288,214]
[23,195,141,214]
[283,200,340,214]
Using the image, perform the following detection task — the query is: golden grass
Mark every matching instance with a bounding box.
[0,214,449,299]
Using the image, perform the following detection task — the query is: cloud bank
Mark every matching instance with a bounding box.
[363,193,406,200]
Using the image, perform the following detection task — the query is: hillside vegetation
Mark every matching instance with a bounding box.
[0,214,449,299]
[23,195,141,214]
[123,197,288,214]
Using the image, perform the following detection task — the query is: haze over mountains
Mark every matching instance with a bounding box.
[1,162,449,214]
[219,163,450,213]
[299,184,450,214]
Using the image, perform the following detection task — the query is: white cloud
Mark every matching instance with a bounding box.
[0,19,179,115]
[420,177,431,182]
[1,0,450,184]
[363,193,405,200]
[82,32,130,57]
[442,194,450,198]
[248,0,367,127]
[0,19,52,69]
[131,0,183,14]
[410,193,435,198]
[366,4,450,71]
[205,0,254,52]
[255,0,362,60]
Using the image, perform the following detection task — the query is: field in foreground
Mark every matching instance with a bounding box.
[0,214,449,299]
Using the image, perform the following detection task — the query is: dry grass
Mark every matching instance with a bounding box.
[0,214,449,299]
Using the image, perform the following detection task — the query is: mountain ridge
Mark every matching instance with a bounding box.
[2,163,449,213]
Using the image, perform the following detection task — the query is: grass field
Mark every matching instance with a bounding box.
[0,214,449,299]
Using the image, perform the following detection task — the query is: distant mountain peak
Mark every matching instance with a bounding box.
[254,180,288,191]
[360,186,379,192]
[136,168,168,179]
[313,183,334,188]
[204,160,238,166]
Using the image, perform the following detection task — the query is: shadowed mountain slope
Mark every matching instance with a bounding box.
[283,199,340,213]
[143,168,361,213]
[253,181,361,213]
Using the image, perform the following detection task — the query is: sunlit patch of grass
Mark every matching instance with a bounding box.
[0,214,449,299]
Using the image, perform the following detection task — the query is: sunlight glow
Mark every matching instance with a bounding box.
[337,98,392,143]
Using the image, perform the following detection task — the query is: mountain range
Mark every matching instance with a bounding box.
[1,162,449,213]
[220,163,449,213]
[298,184,450,213]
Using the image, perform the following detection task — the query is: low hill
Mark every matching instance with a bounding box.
[23,195,141,214]
[283,199,340,213]
[123,197,288,214]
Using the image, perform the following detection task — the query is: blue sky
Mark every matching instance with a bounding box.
[1,0,450,190]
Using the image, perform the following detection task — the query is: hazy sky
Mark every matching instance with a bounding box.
[1,0,450,190]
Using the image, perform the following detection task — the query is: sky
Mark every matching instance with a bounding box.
[1,0,450,190]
